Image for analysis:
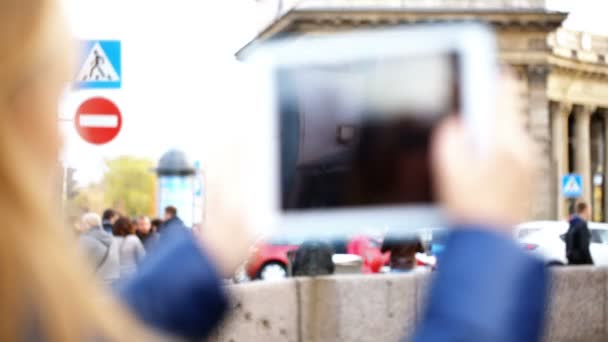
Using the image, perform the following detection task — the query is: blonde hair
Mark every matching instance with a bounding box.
[0,0,152,340]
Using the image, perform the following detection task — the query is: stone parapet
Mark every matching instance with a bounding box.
[550,28,608,66]
[209,280,300,342]
[211,268,608,342]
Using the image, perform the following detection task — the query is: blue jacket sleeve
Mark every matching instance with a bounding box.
[118,229,228,341]
[412,228,549,342]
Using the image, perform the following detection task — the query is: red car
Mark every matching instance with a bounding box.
[246,236,389,280]
[246,239,299,280]
[346,235,390,273]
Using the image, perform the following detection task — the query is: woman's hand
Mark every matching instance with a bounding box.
[432,73,536,229]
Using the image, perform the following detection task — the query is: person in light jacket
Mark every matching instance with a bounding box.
[113,216,146,279]
[78,212,120,285]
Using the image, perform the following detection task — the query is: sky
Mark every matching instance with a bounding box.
[59,0,608,185]
[59,0,264,184]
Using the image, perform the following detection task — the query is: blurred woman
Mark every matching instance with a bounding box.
[0,1,153,340]
[112,217,146,278]
[0,0,253,340]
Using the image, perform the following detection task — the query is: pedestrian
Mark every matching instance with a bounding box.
[77,212,120,285]
[151,218,163,234]
[102,208,119,234]
[346,235,386,273]
[161,205,188,232]
[565,202,594,265]
[292,240,335,277]
[113,216,146,279]
[136,215,160,249]
[381,236,425,272]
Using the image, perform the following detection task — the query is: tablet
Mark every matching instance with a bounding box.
[242,23,498,239]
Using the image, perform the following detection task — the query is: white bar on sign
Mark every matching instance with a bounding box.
[79,114,118,128]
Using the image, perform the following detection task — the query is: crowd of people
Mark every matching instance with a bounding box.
[77,206,187,284]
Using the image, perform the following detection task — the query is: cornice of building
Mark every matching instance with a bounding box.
[286,9,566,29]
[292,0,553,11]
[549,55,608,80]
[237,4,566,58]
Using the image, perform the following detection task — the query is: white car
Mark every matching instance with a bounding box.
[516,220,608,266]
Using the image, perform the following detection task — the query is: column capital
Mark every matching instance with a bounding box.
[552,102,572,117]
[573,104,597,117]
[526,64,550,85]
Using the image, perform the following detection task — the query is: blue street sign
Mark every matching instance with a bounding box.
[562,174,583,198]
[75,40,121,89]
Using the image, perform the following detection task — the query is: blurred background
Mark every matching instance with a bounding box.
[55,3,608,341]
[59,0,608,276]
[58,0,608,218]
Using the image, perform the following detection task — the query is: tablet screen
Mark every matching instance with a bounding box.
[278,53,459,211]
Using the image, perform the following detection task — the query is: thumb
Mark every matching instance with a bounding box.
[431,117,471,184]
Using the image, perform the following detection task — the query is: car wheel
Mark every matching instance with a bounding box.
[546,260,564,267]
[258,262,287,281]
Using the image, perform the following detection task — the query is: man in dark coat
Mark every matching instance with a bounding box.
[565,202,594,265]
[381,236,425,272]
[161,206,189,233]
[136,215,160,250]
[101,208,118,234]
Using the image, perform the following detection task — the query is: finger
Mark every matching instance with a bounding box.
[432,117,469,172]
[431,117,471,198]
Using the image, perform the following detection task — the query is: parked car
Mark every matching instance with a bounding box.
[514,221,546,239]
[346,235,389,273]
[246,228,448,280]
[246,235,387,280]
[517,220,608,266]
[245,238,300,281]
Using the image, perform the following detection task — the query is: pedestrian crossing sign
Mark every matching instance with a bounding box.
[562,174,583,198]
[75,40,121,89]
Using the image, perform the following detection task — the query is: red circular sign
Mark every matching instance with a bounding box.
[75,97,122,145]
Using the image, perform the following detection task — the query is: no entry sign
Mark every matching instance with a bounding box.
[75,97,122,145]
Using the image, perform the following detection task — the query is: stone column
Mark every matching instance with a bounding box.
[552,102,572,219]
[574,105,596,207]
[603,109,608,221]
[527,65,552,219]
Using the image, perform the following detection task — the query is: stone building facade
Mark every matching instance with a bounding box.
[547,29,608,221]
[239,0,608,221]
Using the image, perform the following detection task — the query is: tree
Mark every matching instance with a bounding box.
[102,156,156,217]
[73,183,106,214]
[63,183,105,232]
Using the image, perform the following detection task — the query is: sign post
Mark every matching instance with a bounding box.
[562,174,583,199]
[75,40,122,89]
[74,97,122,145]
